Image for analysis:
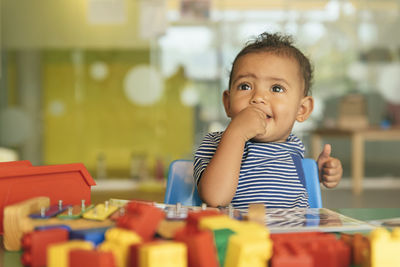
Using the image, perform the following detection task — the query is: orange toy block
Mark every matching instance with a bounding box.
[0,160,96,233]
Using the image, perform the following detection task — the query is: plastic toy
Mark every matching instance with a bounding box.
[369,227,400,267]
[57,201,95,220]
[116,201,165,241]
[21,228,69,267]
[272,242,313,267]
[271,232,351,267]
[0,160,96,233]
[213,228,236,267]
[98,227,142,267]
[341,233,370,266]
[69,227,110,246]
[224,234,272,267]
[29,200,71,219]
[174,226,219,267]
[3,197,114,251]
[83,201,119,221]
[69,249,117,267]
[138,241,187,267]
[47,240,94,267]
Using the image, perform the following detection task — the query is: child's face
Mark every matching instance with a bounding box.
[223,51,313,142]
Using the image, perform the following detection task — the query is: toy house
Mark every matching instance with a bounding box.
[0,160,96,233]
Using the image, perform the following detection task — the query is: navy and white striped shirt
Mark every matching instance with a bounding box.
[194,131,309,211]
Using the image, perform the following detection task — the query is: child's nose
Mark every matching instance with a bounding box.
[250,92,267,105]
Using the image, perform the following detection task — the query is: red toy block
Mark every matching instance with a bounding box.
[271,242,313,267]
[174,226,219,267]
[69,249,116,267]
[340,233,370,266]
[0,160,96,233]
[116,202,165,241]
[185,210,221,230]
[271,232,351,267]
[21,228,69,267]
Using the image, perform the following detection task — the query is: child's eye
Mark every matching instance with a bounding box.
[238,83,252,91]
[271,85,284,93]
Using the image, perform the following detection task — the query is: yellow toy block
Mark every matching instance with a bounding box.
[98,227,142,267]
[369,227,400,267]
[224,234,272,267]
[104,227,142,245]
[82,201,119,221]
[47,240,93,267]
[139,241,187,267]
[199,215,242,232]
[232,221,269,238]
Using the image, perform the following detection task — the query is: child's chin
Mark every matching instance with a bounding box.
[250,135,271,143]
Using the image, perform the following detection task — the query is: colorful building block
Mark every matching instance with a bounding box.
[47,240,94,267]
[369,227,400,267]
[139,241,187,267]
[98,227,142,267]
[0,160,96,233]
[129,240,164,267]
[341,233,370,266]
[213,228,236,267]
[21,228,69,267]
[271,232,351,267]
[224,234,272,267]
[198,215,242,233]
[185,210,221,230]
[69,227,110,246]
[69,249,117,267]
[174,226,219,267]
[116,201,165,241]
[271,242,313,267]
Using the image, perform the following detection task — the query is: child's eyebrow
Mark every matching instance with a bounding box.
[231,73,257,85]
[233,73,291,88]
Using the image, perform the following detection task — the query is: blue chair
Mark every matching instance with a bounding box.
[164,158,322,208]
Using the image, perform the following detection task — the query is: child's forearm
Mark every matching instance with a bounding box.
[198,129,245,207]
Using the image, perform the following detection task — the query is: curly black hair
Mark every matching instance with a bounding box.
[228,32,313,96]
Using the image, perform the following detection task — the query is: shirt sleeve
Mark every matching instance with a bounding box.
[193,132,222,185]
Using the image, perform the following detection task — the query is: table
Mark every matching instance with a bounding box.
[311,127,400,195]
[2,208,400,266]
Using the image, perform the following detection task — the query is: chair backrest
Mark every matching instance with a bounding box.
[164,159,202,206]
[164,158,322,208]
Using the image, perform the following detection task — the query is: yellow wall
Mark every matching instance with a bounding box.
[42,50,194,177]
[2,0,148,49]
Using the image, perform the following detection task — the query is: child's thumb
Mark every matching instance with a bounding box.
[319,144,331,160]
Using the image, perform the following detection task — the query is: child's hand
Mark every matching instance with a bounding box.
[317,144,343,188]
[227,106,267,142]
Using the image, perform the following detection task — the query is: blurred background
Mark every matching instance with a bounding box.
[1,0,400,207]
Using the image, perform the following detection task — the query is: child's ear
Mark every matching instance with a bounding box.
[296,96,314,122]
[223,90,232,117]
